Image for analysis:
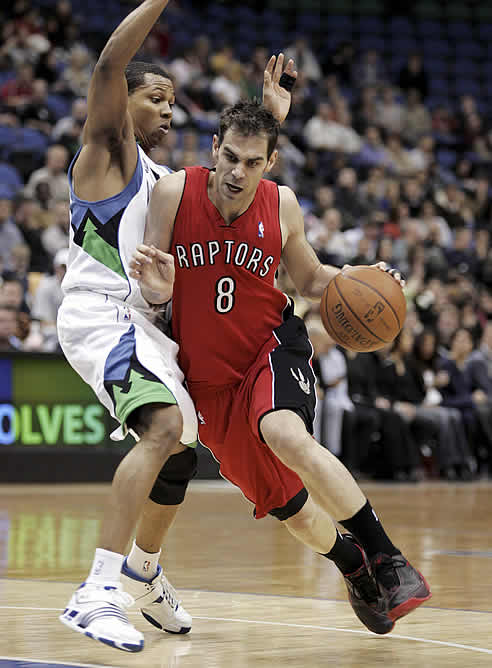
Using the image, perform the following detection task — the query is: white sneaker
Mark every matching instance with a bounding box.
[121,559,192,634]
[59,582,144,652]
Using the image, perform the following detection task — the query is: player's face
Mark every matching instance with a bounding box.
[128,74,175,150]
[212,130,277,204]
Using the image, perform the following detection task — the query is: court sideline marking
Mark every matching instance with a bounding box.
[0,604,491,655]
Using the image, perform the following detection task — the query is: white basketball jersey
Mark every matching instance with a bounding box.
[62,144,172,312]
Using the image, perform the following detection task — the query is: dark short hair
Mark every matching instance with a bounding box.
[218,100,280,159]
[125,61,173,94]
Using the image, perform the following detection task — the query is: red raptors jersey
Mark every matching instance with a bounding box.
[171,166,289,389]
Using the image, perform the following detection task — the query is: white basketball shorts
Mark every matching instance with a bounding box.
[57,291,198,446]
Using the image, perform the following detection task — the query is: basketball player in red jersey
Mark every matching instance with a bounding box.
[130,101,431,635]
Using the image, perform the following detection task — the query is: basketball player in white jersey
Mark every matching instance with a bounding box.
[56,0,296,652]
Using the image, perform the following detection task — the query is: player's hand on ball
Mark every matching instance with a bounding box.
[372,261,405,288]
[129,244,175,304]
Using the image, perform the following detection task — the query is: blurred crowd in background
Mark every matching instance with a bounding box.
[1,0,492,480]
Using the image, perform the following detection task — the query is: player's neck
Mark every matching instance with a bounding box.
[207,173,255,226]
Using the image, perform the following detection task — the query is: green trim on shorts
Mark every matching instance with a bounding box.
[184,440,198,449]
[113,367,177,426]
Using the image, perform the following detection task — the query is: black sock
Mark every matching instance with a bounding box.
[321,530,365,575]
[340,500,400,559]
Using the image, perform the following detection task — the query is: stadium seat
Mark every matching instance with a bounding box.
[387,16,415,36]
[477,23,492,41]
[454,42,483,60]
[415,19,444,39]
[0,162,22,196]
[436,148,457,169]
[354,16,384,35]
[446,21,474,41]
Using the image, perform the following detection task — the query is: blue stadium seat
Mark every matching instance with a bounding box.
[354,16,384,34]
[450,60,481,79]
[0,126,18,158]
[324,15,353,32]
[454,41,483,60]
[359,35,386,52]
[429,77,451,96]
[0,162,22,195]
[415,19,444,38]
[452,79,483,98]
[425,59,449,76]
[421,39,452,57]
[390,36,418,54]
[446,21,474,40]
[436,149,457,169]
[477,23,492,41]
[46,94,71,121]
[388,16,415,36]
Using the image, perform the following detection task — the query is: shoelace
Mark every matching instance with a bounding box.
[350,569,380,604]
[372,555,406,591]
[160,574,180,610]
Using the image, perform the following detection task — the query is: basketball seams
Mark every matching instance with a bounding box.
[345,271,402,330]
[320,284,339,341]
[333,276,389,344]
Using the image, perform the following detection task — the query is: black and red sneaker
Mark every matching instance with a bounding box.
[370,553,431,622]
[343,535,394,635]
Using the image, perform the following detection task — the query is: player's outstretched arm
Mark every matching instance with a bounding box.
[262,53,297,124]
[83,0,171,145]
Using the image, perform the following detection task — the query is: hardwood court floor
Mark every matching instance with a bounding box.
[0,480,492,667]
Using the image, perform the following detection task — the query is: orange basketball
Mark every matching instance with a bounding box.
[320,265,407,352]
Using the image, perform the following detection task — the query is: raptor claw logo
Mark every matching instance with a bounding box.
[290,367,310,395]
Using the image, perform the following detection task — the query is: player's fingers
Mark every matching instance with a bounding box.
[386,267,406,287]
[133,250,153,265]
[150,245,174,264]
[285,58,297,78]
[136,243,157,257]
[273,52,284,82]
[265,54,275,77]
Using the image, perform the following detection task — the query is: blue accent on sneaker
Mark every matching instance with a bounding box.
[121,557,161,583]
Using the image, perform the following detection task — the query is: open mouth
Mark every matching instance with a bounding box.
[226,183,242,194]
[158,124,170,135]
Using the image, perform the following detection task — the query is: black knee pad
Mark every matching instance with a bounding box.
[149,447,198,506]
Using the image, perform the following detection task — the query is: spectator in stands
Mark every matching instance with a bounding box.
[344,210,386,263]
[346,346,422,480]
[438,327,492,472]
[12,194,51,273]
[0,304,22,352]
[210,60,244,107]
[467,321,492,395]
[356,125,391,169]
[20,78,57,136]
[398,52,429,101]
[324,40,355,87]
[24,144,70,205]
[304,101,362,154]
[401,89,432,146]
[308,207,350,267]
[444,226,478,277]
[376,85,404,135]
[0,189,23,274]
[54,44,93,98]
[385,133,415,176]
[333,167,368,229]
[352,85,380,132]
[31,247,67,351]
[408,134,435,173]
[0,62,35,111]
[284,35,322,83]
[353,49,387,91]
[41,198,70,259]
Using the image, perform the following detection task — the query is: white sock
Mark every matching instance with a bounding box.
[86,548,124,586]
[126,540,161,580]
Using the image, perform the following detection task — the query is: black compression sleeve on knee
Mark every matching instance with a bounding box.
[149,448,198,506]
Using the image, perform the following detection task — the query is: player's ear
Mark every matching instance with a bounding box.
[264,149,278,173]
[212,134,219,162]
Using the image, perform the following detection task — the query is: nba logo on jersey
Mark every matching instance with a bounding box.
[258,221,265,238]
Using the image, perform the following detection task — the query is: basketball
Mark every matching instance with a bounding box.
[320,265,406,352]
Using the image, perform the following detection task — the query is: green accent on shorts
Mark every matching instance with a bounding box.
[82,217,126,278]
[113,367,177,427]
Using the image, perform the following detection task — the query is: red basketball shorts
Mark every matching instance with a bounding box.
[188,316,316,519]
